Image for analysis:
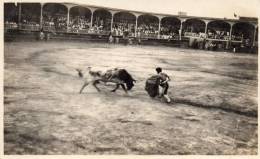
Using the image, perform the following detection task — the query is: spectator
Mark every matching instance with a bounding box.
[137,23,158,38]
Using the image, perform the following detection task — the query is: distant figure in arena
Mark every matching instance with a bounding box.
[123,30,129,45]
[108,32,113,43]
[39,28,45,40]
[156,67,171,103]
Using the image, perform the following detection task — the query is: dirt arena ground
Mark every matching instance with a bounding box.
[4,41,258,154]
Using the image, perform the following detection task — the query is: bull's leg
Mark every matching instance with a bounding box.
[111,84,119,92]
[92,80,101,92]
[120,84,128,93]
[79,82,89,94]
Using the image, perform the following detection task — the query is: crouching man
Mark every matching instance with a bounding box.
[155,67,171,103]
[145,67,171,103]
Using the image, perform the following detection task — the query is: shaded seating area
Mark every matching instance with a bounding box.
[69,6,91,33]
[43,3,68,32]
[183,18,206,38]
[3,2,258,53]
[112,12,136,37]
[232,22,255,42]
[92,9,112,34]
[4,3,18,30]
[137,14,159,38]
[20,3,41,31]
[207,20,231,40]
[160,17,181,40]
[231,22,256,52]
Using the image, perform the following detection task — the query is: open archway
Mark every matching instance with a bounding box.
[137,14,159,38]
[21,3,41,24]
[93,9,112,33]
[4,3,18,30]
[69,6,91,33]
[4,3,18,23]
[183,18,206,35]
[43,3,68,31]
[113,12,136,36]
[161,17,181,39]
[207,20,231,39]
[20,3,41,30]
[232,22,255,40]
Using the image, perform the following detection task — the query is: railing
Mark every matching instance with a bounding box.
[184,32,200,37]
[4,23,18,30]
[139,33,158,39]
[20,24,40,31]
[43,25,68,33]
[231,36,243,41]
[159,34,180,40]
[184,32,207,38]
[88,30,110,35]
[43,25,56,32]
[111,31,135,37]
[4,23,250,45]
[69,28,89,34]
[69,29,109,35]
[184,32,236,41]
[207,35,230,40]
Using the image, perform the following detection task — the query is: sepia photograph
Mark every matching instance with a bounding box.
[2,0,259,155]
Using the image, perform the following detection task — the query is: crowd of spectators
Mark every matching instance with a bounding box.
[183,28,244,41]
[4,21,18,29]
[3,12,249,43]
[43,15,67,31]
[160,26,179,39]
[4,16,247,42]
[112,22,135,36]
[231,33,244,41]
[137,23,159,38]
[184,32,207,39]
[90,18,111,34]
[207,30,230,40]
[88,24,107,34]
[69,16,90,33]
[20,18,40,31]
[42,15,113,34]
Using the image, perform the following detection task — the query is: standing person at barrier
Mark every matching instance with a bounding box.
[39,28,45,40]
[156,67,171,103]
[108,32,113,43]
[124,30,129,45]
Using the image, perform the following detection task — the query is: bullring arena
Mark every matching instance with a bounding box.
[3,1,258,155]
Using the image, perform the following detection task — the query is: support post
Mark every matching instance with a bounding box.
[252,26,257,47]
[179,20,184,40]
[135,17,138,37]
[205,21,208,34]
[90,12,93,27]
[40,3,43,29]
[228,23,234,50]
[18,3,22,29]
[229,23,233,40]
[110,14,114,32]
[158,18,161,39]
[67,7,70,32]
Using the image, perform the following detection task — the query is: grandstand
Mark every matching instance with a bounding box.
[4,2,258,53]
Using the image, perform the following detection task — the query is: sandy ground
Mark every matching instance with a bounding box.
[4,41,258,155]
